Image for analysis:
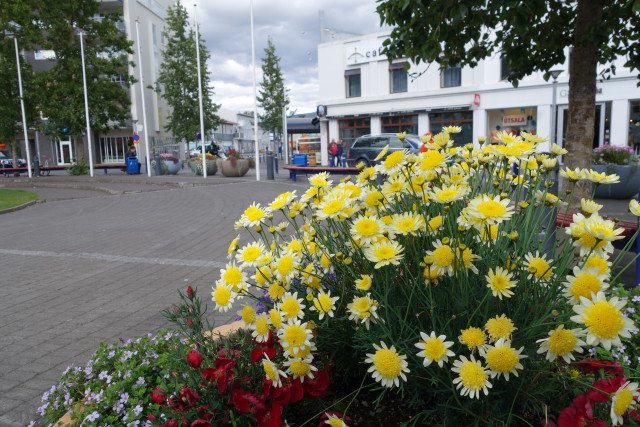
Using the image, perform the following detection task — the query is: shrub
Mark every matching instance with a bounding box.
[67,161,89,175]
[593,145,637,166]
[214,129,638,424]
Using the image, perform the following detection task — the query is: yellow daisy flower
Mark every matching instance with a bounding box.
[415,331,455,367]
[563,266,609,303]
[365,342,410,388]
[481,339,526,380]
[610,381,639,426]
[485,266,516,299]
[363,239,404,269]
[451,355,492,399]
[536,326,585,363]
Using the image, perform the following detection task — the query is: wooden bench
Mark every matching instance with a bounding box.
[1,163,127,175]
[284,165,360,182]
[555,211,640,283]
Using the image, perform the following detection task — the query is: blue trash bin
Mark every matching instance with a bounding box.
[292,154,308,166]
[126,156,140,174]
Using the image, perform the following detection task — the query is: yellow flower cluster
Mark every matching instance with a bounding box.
[213,128,637,418]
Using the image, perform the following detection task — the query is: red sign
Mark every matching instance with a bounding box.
[473,93,480,107]
[0,142,6,150]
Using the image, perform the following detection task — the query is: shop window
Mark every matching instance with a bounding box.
[429,110,473,146]
[389,62,408,93]
[441,66,461,88]
[630,100,640,151]
[345,69,361,98]
[339,117,370,146]
[381,114,418,135]
[487,107,537,144]
[500,56,510,81]
[99,136,127,163]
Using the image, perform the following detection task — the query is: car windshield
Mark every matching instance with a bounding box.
[405,136,421,149]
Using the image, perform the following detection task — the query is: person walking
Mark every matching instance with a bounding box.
[329,139,338,167]
[336,141,345,167]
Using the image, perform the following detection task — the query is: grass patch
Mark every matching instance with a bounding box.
[0,189,38,210]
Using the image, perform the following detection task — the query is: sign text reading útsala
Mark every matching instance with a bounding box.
[502,115,527,126]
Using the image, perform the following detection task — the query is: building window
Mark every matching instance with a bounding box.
[500,56,510,81]
[389,62,408,93]
[339,117,370,146]
[441,66,461,88]
[381,114,418,134]
[99,136,128,163]
[629,100,640,150]
[429,110,473,146]
[345,69,361,98]
[487,107,538,143]
[34,50,56,60]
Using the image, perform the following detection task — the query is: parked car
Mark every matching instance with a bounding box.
[346,133,421,167]
[0,150,27,168]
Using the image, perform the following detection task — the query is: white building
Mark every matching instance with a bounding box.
[211,108,270,156]
[317,30,640,166]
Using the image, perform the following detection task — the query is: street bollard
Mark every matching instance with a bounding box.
[266,153,275,180]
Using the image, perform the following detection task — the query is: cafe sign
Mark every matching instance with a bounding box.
[345,40,387,65]
[502,114,527,126]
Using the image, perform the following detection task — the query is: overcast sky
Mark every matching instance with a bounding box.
[192,0,388,114]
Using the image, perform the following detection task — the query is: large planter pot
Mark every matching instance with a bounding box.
[221,158,250,177]
[592,164,640,199]
[193,159,217,176]
[161,159,182,175]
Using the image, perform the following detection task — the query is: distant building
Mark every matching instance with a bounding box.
[211,108,270,156]
[317,30,640,166]
[19,0,173,166]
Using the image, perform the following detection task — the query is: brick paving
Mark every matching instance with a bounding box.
[0,174,302,426]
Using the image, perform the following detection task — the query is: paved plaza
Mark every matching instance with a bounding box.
[0,170,302,426]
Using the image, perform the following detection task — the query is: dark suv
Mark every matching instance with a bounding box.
[346,133,421,167]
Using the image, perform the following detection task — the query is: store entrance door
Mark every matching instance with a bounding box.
[557,104,606,150]
[58,137,74,165]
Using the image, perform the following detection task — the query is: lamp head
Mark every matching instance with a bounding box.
[550,69,563,80]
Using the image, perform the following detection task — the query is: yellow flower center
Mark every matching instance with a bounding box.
[269,309,282,328]
[419,150,445,170]
[263,360,277,380]
[277,255,295,277]
[267,283,285,301]
[255,316,270,336]
[213,286,231,306]
[352,297,372,317]
[613,388,634,416]
[433,245,454,267]
[327,417,344,427]
[372,348,402,378]
[282,324,306,347]
[314,293,333,313]
[222,267,243,287]
[355,275,372,291]
[322,198,345,215]
[428,215,443,231]
[489,274,510,292]
[435,188,459,203]
[289,360,311,376]
[460,327,487,350]
[396,218,416,233]
[244,205,265,222]
[570,273,602,300]
[585,256,609,275]
[364,191,384,207]
[241,305,256,324]
[241,246,261,263]
[548,328,578,355]
[583,300,625,339]
[355,218,380,237]
[528,257,552,279]
[373,245,396,261]
[458,360,487,390]
[485,346,518,373]
[485,316,515,340]
[476,200,506,218]
[423,338,446,361]
[383,150,404,169]
[280,297,301,319]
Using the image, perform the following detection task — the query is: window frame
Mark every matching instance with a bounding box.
[345,68,361,98]
[500,56,510,81]
[440,66,462,88]
[389,62,408,94]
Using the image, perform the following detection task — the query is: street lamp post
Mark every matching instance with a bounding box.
[250,0,260,181]
[550,69,563,147]
[194,3,207,178]
[281,99,288,164]
[77,30,95,177]
[134,19,152,177]
[7,28,33,178]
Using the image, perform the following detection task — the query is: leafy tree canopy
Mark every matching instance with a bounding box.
[157,0,219,143]
[257,38,288,136]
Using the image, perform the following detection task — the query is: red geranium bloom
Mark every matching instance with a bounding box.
[230,385,264,414]
[191,420,211,427]
[162,420,179,427]
[187,349,203,369]
[588,375,626,403]
[575,359,624,376]
[187,286,194,297]
[257,403,283,427]
[180,386,200,406]
[150,387,166,405]
[290,378,304,403]
[304,369,330,398]
[558,394,593,427]
[251,345,276,363]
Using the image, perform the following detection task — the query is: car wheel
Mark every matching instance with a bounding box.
[355,158,370,168]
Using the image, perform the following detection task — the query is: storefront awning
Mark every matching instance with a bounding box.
[287,117,320,134]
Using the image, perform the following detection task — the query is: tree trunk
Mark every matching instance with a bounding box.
[564,0,603,204]
[11,139,20,177]
[74,135,86,163]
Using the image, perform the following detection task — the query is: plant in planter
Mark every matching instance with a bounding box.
[221,148,249,177]
[592,145,640,199]
[213,130,638,425]
[192,152,217,176]
[158,152,182,175]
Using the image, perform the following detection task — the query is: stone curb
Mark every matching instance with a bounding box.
[0,199,38,215]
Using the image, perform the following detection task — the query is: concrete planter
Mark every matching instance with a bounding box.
[220,158,249,177]
[592,164,640,199]
[160,159,182,175]
[193,159,218,176]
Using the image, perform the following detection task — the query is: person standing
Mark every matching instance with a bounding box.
[329,139,338,166]
[336,141,345,167]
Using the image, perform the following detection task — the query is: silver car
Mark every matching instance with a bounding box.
[346,133,421,167]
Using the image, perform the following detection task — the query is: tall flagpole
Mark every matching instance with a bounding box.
[78,31,95,177]
[135,19,152,177]
[194,3,207,178]
[13,35,33,178]
[250,0,260,181]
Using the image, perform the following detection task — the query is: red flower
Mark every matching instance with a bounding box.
[187,286,194,297]
[162,420,179,427]
[230,385,264,414]
[191,420,211,427]
[290,378,304,403]
[180,386,200,406]
[257,403,283,427]
[251,345,276,363]
[187,350,203,369]
[558,394,593,427]
[146,414,155,421]
[588,375,626,403]
[575,359,624,376]
[304,369,330,398]
[186,318,193,326]
[150,387,166,405]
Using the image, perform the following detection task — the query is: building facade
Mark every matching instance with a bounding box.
[211,108,271,156]
[19,0,173,167]
[317,31,640,166]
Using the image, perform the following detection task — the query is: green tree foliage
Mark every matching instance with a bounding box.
[37,0,134,161]
[376,0,640,197]
[157,1,219,144]
[0,0,41,168]
[257,38,288,141]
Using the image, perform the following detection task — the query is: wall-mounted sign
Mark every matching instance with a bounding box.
[502,114,527,126]
[473,93,481,107]
[345,40,387,65]
[560,87,602,98]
